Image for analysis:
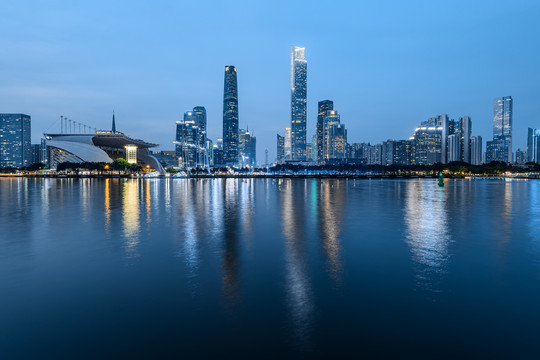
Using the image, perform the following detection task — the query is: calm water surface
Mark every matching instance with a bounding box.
[1,178,539,358]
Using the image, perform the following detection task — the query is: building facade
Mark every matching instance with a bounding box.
[223,66,239,166]
[491,96,513,163]
[471,136,483,165]
[276,134,285,162]
[412,118,443,165]
[290,46,307,161]
[316,100,333,162]
[239,128,256,167]
[0,114,32,167]
[323,110,340,160]
[527,128,540,163]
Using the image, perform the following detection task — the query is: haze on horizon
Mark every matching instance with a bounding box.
[1,0,539,160]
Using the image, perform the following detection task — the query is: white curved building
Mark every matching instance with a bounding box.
[44,132,165,173]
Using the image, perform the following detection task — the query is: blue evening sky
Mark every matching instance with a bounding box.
[1,0,539,160]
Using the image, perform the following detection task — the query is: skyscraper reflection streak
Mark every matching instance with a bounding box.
[121,180,140,259]
[281,180,313,350]
[318,180,345,283]
[404,180,451,291]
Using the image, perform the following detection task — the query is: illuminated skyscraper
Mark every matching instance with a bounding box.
[0,114,31,167]
[459,116,472,163]
[489,96,513,163]
[316,100,333,161]
[527,128,540,163]
[328,124,347,159]
[276,134,285,162]
[176,110,200,167]
[323,110,340,160]
[290,46,307,161]
[193,106,207,150]
[223,65,239,165]
[284,127,291,160]
[239,128,256,167]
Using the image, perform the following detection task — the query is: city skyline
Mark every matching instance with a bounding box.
[1,1,539,161]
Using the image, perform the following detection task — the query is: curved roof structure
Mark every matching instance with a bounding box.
[44,133,165,173]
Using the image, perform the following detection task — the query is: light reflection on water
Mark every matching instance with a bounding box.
[2,178,540,357]
[280,179,314,351]
[404,180,450,291]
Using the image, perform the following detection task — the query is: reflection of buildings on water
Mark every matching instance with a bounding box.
[280,179,313,350]
[529,182,540,245]
[404,180,450,290]
[221,179,241,304]
[121,180,140,258]
[173,180,200,277]
[317,179,345,283]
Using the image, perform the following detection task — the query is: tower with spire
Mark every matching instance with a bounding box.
[112,112,116,134]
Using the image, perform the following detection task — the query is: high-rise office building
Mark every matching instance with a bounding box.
[448,134,460,162]
[412,118,443,165]
[489,96,513,163]
[0,114,31,168]
[316,100,333,161]
[290,46,307,161]
[438,114,449,164]
[193,106,207,150]
[527,128,540,163]
[176,110,202,167]
[328,124,347,159]
[323,110,340,160]
[276,134,285,162]
[239,128,256,167]
[471,136,483,165]
[459,116,472,163]
[284,127,291,160]
[223,66,239,166]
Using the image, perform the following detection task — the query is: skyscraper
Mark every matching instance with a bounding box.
[239,128,256,167]
[290,46,307,161]
[284,127,291,160]
[323,110,340,160]
[458,116,472,163]
[471,136,483,165]
[276,134,285,162]
[490,96,513,163]
[176,110,200,167]
[527,128,540,163]
[0,114,31,167]
[447,134,460,162]
[223,66,239,166]
[328,124,347,159]
[316,100,333,162]
[412,118,443,165]
[193,106,207,150]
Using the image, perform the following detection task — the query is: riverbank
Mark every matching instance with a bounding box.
[1,173,538,180]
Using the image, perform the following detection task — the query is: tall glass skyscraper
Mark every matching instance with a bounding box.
[527,128,540,163]
[0,113,31,167]
[290,46,307,161]
[316,100,333,162]
[223,66,239,166]
[193,106,207,149]
[492,96,513,163]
